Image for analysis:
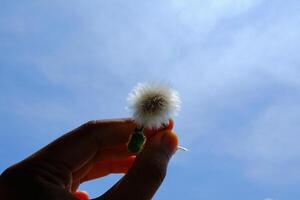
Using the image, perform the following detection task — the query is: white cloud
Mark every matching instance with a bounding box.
[2,0,300,186]
[172,0,263,32]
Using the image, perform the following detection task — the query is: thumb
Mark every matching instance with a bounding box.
[96,130,178,200]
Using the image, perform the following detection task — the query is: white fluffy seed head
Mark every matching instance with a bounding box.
[127,82,180,128]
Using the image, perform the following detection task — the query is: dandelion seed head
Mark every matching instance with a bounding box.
[127,82,180,128]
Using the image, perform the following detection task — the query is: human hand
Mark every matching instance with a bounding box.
[0,118,178,200]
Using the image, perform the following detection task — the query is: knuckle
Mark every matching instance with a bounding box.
[82,120,98,130]
[1,165,32,184]
[85,120,98,127]
[1,167,15,180]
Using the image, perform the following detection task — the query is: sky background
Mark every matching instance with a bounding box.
[1,0,300,199]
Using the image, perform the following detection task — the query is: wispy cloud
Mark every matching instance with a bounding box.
[1,0,300,194]
[228,101,300,184]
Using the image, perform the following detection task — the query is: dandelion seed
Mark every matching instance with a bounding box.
[126,82,186,153]
[127,82,180,129]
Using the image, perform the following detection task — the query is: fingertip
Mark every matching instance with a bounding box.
[160,119,174,131]
[144,119,174,137]
[74,191,89,200]
[162,130,178,155]
[147,130,178,155]
[166,119,174,130]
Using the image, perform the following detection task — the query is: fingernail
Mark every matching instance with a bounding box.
[161,119,174,131]
[161,131,178,155]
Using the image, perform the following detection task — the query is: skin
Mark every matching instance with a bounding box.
[0,118,178,200]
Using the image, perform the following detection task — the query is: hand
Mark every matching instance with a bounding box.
[0,118,178,200]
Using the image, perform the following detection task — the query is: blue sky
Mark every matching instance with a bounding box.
[1,0,300,199]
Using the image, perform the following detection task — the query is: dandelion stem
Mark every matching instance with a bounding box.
[177,146,188,151]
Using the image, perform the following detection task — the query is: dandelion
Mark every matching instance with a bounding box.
[126,82,186,153]
[127,82,180,129]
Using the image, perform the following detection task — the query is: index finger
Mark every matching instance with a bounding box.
[21,118,173,172]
